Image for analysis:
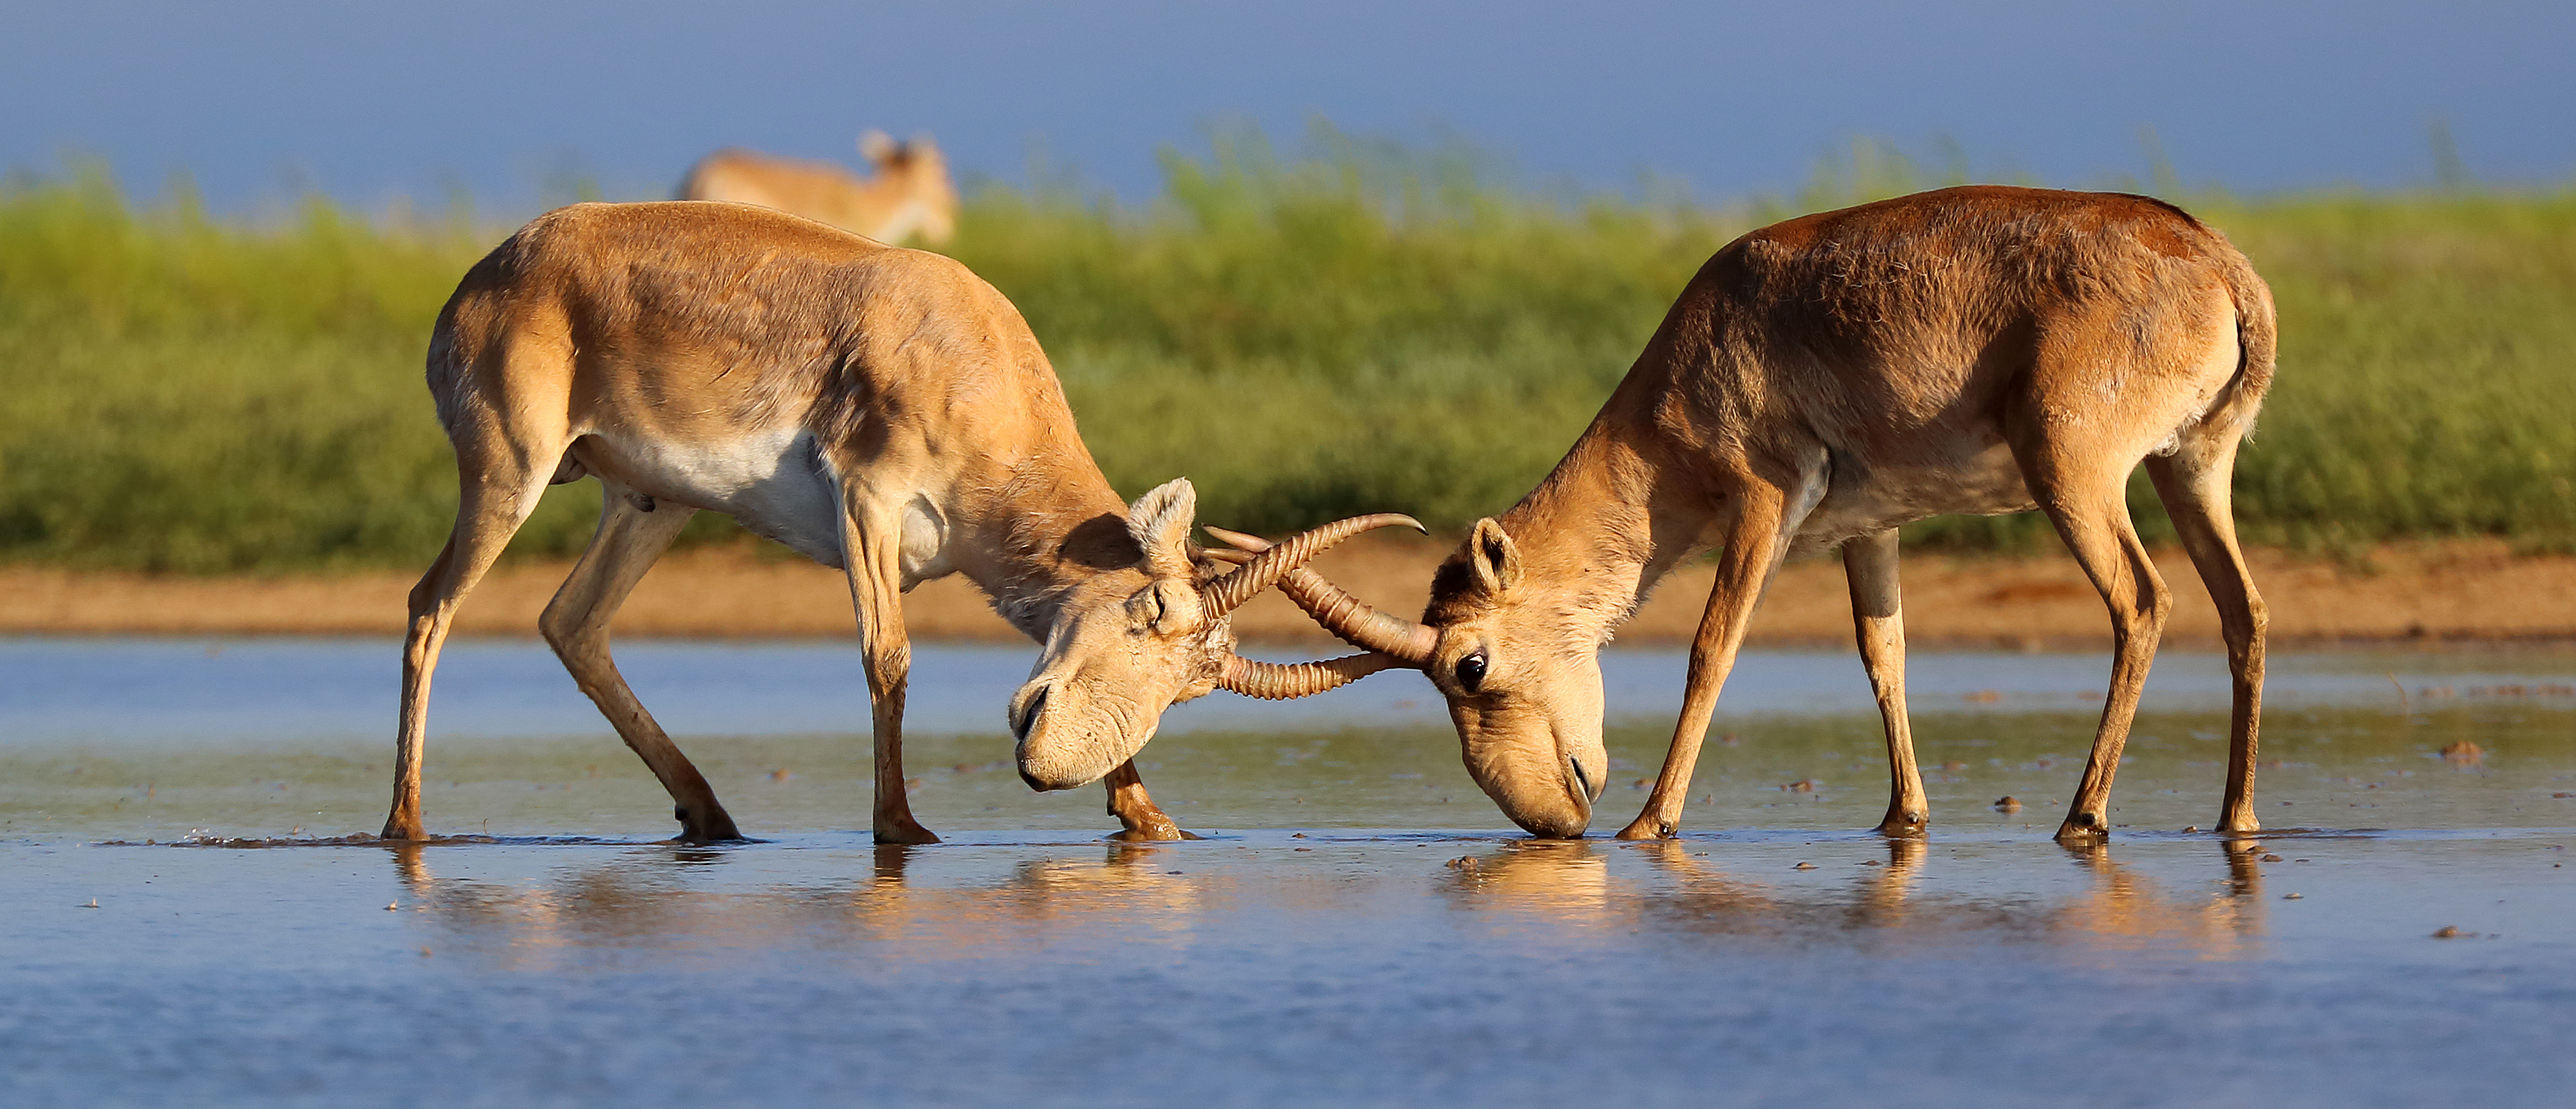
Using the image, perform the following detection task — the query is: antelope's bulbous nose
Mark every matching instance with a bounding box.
[1481,768,1595,840]
[1510,806,1592,840]
[1569,754,1603,803]
[1017,749,1094,792]
[1009,685,1083,791]
[1548,760,1602,836]
[1528,793,1595,839]
[1010,685,1049,745]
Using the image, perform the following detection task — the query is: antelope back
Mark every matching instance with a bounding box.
[680,134,959,244]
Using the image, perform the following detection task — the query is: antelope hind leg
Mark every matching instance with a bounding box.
[540,486,743,842]
[2026,451,2171,844]
[2146,436,2267,835]
[385,458,552,840]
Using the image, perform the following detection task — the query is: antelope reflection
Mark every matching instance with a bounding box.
[1439,837,2268,956]
[388,841,1220,969]
[2056,840,2267,957]
[857,842,1214,944]
[387,836,2272,966]
[1436,840,1616,931]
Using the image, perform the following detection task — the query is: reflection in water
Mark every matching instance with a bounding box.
[388,835,2275,969]
[1438,835,2268,958]
[395,841,1223,970]
[1438,840,1612,925]
[2053,840,2266,957]
[857,842,1216,946]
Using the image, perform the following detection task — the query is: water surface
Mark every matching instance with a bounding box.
[4,639,2572,1107]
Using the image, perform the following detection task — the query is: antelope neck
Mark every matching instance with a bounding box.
[946,455,1141,643]
[1493,422,1713,647]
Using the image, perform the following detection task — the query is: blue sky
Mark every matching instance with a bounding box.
[5,1,2569,214]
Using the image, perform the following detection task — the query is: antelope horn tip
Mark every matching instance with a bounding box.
[1202,523,1268,551]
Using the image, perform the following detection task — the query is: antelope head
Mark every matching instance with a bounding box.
[1010,479,1421,791]
[858,129,959,244]
[1209,517,1607,837]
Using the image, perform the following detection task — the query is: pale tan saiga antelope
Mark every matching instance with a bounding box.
[385,200,1411,845]
[681,131,959,245]
[1219,186,2276,844]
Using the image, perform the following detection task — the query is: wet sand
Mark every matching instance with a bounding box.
[4,644,2573,1106]
[6,535,2575,648]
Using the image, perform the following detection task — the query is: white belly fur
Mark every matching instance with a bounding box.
[578,426,951,584]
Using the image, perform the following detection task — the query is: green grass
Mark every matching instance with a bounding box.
[2,139,2571,574]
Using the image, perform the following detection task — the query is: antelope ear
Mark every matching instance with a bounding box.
[1468,517,1520,596]
[1126,478,1199,581]
[859,129,898,163]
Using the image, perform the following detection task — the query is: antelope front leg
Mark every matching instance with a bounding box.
[840,492,938,845]
[1843,530,1929,836]
[1619,479,1793,840]
[1102,760,1201,841]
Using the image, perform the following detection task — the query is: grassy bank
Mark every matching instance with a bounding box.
[3,144,2572,573]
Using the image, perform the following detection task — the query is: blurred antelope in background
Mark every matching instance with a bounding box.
[1226,186,2277,844]
[387,200,1410,845]
[682,131,960,245]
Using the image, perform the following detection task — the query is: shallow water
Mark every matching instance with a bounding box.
[4,639,2575,1107]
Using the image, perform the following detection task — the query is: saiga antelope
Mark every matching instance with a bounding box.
[387,201,1409,845]
[682,131,960,245]
[1225,186,2276,844]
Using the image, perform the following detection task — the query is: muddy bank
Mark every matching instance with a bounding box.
[4,537,2572,648]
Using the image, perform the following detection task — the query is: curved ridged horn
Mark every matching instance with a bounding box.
[1206,526,1440,666]
[1217,653,1402,700]
[1197,513,1424,619]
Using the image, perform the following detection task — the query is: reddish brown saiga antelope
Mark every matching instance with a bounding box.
[1222,186,2276,844]
[388,201,1411,845]
[682,131,960,245]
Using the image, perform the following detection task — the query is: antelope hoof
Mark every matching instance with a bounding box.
[2053,811,2109,844]
[1614,815,1677,841]
[674,804,747,844]
[873,821,942,846]
[379,821,425,842]
[1107,823,1201,842]
[1876,809,1930,837]
[2217,811,2263,837]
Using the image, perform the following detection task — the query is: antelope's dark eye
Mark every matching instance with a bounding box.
[1455,653,1488,692]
